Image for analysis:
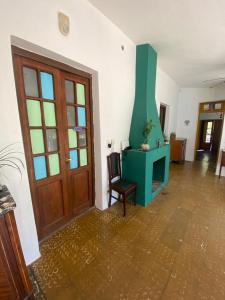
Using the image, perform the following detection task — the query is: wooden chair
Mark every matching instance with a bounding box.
[107,152,137,216]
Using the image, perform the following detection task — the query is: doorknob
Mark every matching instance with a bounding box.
[65,158,72,163]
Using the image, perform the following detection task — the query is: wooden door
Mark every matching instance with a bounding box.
[13,52,94,240]
[211,120,223,157]
[61,72,93,215]
[159,104,166,133]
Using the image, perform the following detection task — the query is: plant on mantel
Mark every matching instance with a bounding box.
[0,144,24,191]
[141,119,155,151]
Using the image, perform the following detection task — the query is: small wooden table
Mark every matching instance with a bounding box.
[219,150,225,178]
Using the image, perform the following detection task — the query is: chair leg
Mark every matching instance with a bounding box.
[123,194,126,217]
[108,188,112,207]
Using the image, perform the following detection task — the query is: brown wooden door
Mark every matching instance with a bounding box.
[13,53,94,240]
[61,72,93,216]
[211,120,223,157]
[160,104,166,133]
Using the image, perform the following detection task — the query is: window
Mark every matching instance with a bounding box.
[204,121,213,143]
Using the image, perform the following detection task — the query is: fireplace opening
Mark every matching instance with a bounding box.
[152,157,166,193]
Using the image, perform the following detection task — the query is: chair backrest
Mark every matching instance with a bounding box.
[107,152,121,184]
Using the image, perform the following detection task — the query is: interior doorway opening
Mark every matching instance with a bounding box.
[159,104,167,133]
[195,101,225,169]
[196,119,223,163]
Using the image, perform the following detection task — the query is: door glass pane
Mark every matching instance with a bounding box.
[46,129,58,152]
[76,83,85,105]
[77,107,86,127]
[79,130,86,147]
[70,150,78,169]
[33,156,47,180]
[43,102,56,126]
[49,154,60,176]
[205,135,211,143]
[67,106,76,126]
[68,129,77,148]
[26,100,42,126]
[65,80,75,104]
[40,72,54,100]
[30,129,45,154]
[80,148,87,166]
[23,67,39,97]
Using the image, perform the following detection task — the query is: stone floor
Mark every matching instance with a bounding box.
[32,161,225,299]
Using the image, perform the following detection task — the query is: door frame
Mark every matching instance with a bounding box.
[194,100,225,162]
[12,46,95,239]
[159,103,167,133]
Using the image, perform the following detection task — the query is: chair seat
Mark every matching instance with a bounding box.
[111,179,137,194]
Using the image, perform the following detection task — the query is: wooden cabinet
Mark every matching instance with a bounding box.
[0,187,34,300]
[170,138,187,162]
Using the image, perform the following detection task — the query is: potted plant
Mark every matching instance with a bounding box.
[0,144,24,191]
[141,119,155,151]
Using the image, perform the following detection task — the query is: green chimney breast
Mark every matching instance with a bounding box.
[130,44,164,149]
[122,44,170,206]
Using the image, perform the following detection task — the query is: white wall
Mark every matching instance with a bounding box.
[0,0,136,265]
[0,0,181,265]
[156,67,179,136]
[176,87,225,163]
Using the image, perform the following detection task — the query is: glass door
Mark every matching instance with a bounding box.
[61,72,93,215]
[13,52,94,240]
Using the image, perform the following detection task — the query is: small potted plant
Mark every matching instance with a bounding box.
[0,143,24,191]
[141,119,155,151]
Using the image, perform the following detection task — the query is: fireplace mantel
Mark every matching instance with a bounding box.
[123,145,170,206]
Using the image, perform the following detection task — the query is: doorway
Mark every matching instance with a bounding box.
[196,119,223,163]
[13,48,95,240]
[160,104,166,133]
[195,101,225,168]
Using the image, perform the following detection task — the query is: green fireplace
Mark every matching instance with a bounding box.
[122,44,170,206]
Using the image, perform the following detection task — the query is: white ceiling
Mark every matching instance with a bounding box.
[88,0,225,87]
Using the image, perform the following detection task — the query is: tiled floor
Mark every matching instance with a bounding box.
[32,161,225,299]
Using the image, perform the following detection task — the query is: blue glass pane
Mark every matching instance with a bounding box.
[40,72,54,100]
[78,107,86,127]
[33,156,47,180]
[70,150,78,169]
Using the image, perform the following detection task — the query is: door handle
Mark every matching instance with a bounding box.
[65,158,72,163]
